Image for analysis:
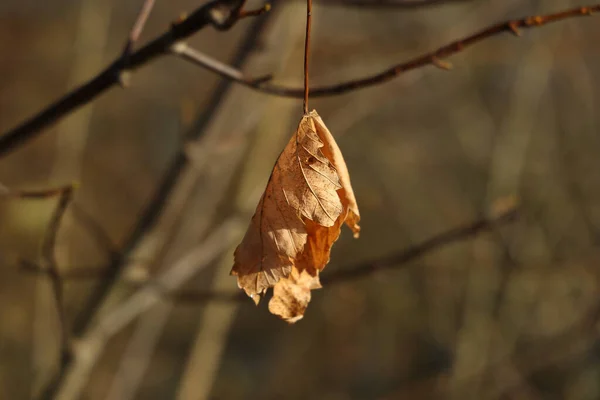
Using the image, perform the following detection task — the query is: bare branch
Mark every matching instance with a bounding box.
[0,183,76,199]
[40,187,74,364]
[320,0,469,8]
[0,0,268,158]
[324,206,518,284]
[33,11,274,399]
[238,2,272,18]
[52,218,242,400]
[122,0,156,55]
[119,0,156,86]
[170,42,273,87]
[1,4,597,158]
[1,184,76,363]
[173,5,600,98]
[170,204,518,303]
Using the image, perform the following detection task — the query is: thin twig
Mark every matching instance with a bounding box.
[2,4,597,157]
[122,0,156,56]
[325,207,517,284]
[19,260,151,281]
[0,183,76,199]
[33,5,274,400]
[40,187,75,364]
[69,0,273,339]
[171,205,518,303]
[174,4,600,98]
[321,0,469,8]
[1,184,77,362]
[238,2,272,18]
[69,203,118,255]
[29,202,517,298]
[170,42,273,85]
[303,0,313,114]
[119,0,156,86]
[52,218,242,400]
[0,0,269,158]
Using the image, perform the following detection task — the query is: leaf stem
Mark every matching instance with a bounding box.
[303,0,313,115]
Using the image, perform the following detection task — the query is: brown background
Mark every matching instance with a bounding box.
[1,0,599,399]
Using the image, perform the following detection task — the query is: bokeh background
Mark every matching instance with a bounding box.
[1,0,600,399]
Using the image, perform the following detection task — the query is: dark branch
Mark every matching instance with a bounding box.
[68,0,273,340]
[119,0,157,86]
[32,5,274,400]
[123,0,156,55]
[2,4,597,157]
[174,4,600,98]
[0,0,264,158]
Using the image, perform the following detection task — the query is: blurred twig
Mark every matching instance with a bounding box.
[171,204,519,303]
[53,218,242,400]
[379,298,600,399]
[1,184,76,364]
[176,4,310,395]
[0,0,269,158]
[119,0,270,86]
[67,1,273,342]
[39,188,74,364]
[69,203,118,255]
[31,5,275,400]
[0,183,75,199]
[34,203,517,302]
[120,0,156,63]
[321,0,469,8]
[18,202,120,280]
[172,4,600,97]
[324,206,518,285]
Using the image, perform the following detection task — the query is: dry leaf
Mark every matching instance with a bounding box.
[231,110,360,321]
[268,267,322,323]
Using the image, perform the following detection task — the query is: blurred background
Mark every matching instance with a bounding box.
[1,0,600,399]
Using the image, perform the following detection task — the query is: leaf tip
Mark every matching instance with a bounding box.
[250,293,261,305]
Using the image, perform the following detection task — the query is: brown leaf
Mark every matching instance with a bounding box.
[312,112,360,238]
[268,267,322,323]
[231,110,360,320]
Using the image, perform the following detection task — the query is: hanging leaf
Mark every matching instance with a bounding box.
[268,267,322,324]
[231,110,360,322]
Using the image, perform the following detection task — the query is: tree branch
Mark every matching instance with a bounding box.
[1,184,76,364]
[19,197,519,305]
[118,0,157,87]
[52,218,242,400]
[320,0,469,8]
[1,4,597,158]
[173,4,600,98]
[0,0,266,158]
[40,187,74,365]
[122,0,156,57]
[171,204,518,303]
[0,183,75,199]
[30,8,274,400]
